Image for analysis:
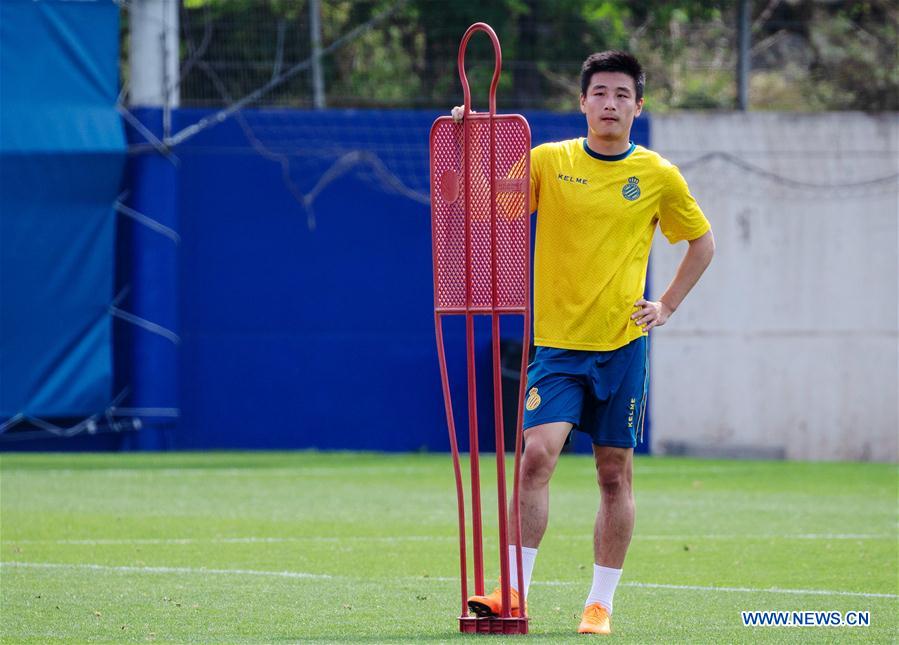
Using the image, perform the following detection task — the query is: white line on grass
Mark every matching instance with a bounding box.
[5,533,893,546]
[566,533,895,541]
[4,536,452,545]
[2,561,896,599]
[618,581,899,599]
[0,561,332,579]
[425,576,898,599]
[9,466,439,477]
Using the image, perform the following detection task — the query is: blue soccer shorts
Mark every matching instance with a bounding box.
[522,336,648,448]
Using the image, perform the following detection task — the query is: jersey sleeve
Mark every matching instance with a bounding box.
[497,146,534,221]
[528,144,544,214]
[658,165,711,244]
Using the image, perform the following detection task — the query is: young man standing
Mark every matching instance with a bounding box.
[453,51,715,634]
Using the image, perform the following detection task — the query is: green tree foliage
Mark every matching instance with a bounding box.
[169,0,898,111]
[749,0,897,110]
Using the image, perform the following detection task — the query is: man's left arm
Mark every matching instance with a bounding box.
[632,229,715,332]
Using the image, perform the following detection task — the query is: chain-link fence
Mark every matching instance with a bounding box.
[119,0,898,113]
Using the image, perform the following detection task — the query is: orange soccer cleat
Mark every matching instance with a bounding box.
[467,586,525,618]
[578,602,611,634]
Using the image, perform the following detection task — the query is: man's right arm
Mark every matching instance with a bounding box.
[450,106,539,215]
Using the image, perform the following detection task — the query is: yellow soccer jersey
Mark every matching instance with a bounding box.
[529,138,710,351]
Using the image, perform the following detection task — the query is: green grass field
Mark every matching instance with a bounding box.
[1,452,896,643]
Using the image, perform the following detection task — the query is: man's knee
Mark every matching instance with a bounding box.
[521,435,565,486]
[595,448,633,496]
[597,468,630,496]
[521,441,557,486]
[520,423,571,486]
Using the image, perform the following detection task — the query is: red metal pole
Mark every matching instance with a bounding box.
[487,108,512,619]
[462,87,485,598]
[513,155,532,616]
[466,313,484,596]
[513,315,529,614]
[435,313,469,617]
[492,313,512,617]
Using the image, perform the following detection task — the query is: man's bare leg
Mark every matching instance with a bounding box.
[509,421,573,547]
[593,445,635,566]
[469,421,571,615]
[582,445,634,619]
[500,421,571,602]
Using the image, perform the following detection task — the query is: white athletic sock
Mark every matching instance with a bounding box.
[507,545,538,597]
[585,564,622,614]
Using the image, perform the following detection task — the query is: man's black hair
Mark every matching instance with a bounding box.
[580,51,645,101]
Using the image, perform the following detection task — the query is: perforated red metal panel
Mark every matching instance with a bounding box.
[430,119,466,310]
[429,114,530,313]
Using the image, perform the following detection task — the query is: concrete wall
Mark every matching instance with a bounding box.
[649,113,898,462]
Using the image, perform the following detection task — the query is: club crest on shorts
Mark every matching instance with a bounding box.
[525,387,541,411]
[621,176,641,201]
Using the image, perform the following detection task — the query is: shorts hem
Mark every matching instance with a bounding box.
[589,439,637,449]
[522,416,579,431]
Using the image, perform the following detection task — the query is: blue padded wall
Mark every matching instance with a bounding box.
[119,107,649,452]
[0,0,124,421]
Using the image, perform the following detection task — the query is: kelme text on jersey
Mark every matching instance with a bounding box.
[558,173,588,185]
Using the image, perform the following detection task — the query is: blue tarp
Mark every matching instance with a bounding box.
[0,0,125,417]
